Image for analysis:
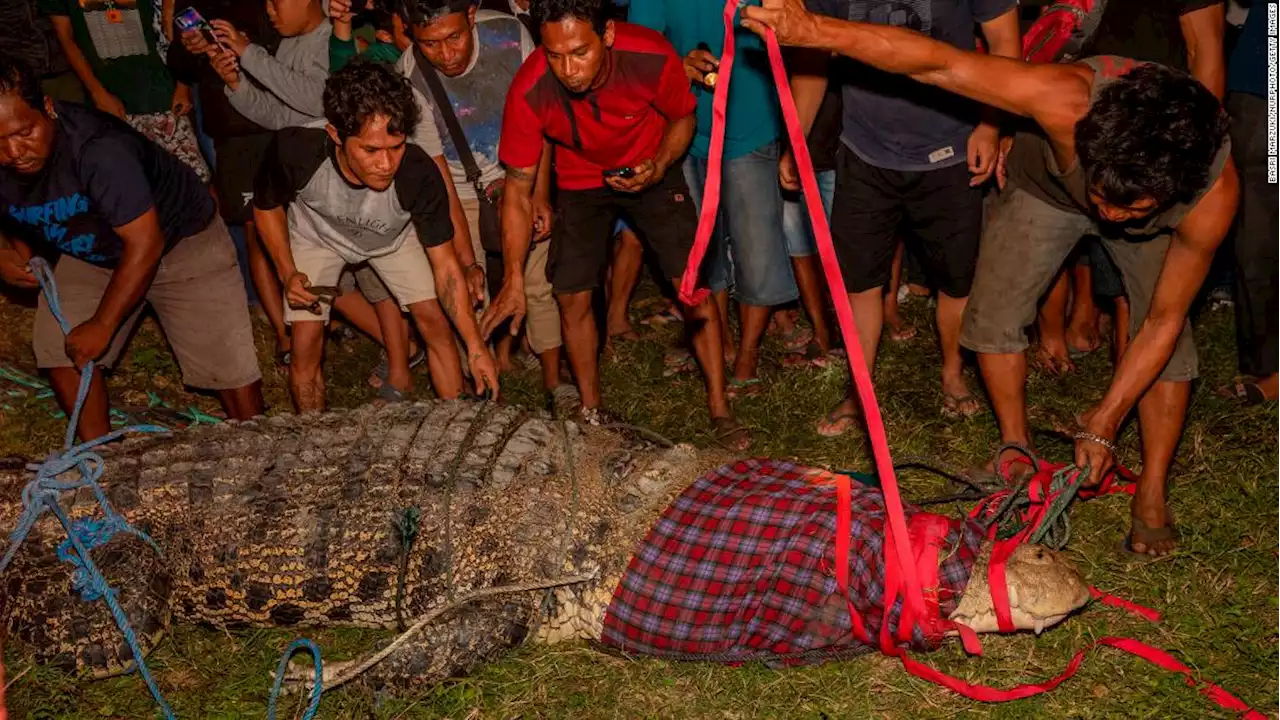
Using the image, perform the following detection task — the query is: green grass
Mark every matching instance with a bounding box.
[1,287,1276,719]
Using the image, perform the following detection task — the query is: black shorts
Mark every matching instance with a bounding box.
[547,171,697,294]
[213,133,274,225]
[831,145,982,298]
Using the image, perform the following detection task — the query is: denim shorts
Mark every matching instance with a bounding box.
[781,169,836,258]
[683,140,798,307]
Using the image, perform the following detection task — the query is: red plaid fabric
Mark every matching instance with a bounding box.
[602,459,985,662]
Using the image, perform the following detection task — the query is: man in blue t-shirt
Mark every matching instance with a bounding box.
[1221,2,1276,404]
[0,54,263,441]
[630,0,830,396]
[790,0,1020,436]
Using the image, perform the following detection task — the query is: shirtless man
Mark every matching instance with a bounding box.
[742,0,1239,555]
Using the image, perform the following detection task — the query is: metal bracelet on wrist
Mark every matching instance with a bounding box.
[1074,430,1118,456]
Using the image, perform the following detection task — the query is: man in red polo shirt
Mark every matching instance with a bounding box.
[483,0,747,450]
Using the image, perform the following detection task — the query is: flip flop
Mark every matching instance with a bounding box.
[816,404,859,438]
[941,391,981,419]
[377,383,407,403]
[640,305,683,327]
[711,415,752,452]
[726,376,762,400]
[1123,511,1178,556]
[781,343,838,369]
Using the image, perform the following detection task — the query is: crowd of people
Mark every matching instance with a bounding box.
[0,0,1274,557]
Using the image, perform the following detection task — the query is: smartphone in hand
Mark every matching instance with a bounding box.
[602,166,636,179]
[174,7,227,53]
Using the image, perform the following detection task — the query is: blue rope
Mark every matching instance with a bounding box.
[7,258,323,718]
[267,639,323,720]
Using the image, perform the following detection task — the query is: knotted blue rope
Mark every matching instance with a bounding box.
[6,257,323,718]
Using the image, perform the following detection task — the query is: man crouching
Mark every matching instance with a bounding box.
[253,60,499,412]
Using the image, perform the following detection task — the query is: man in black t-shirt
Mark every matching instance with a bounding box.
[0,54,263,441]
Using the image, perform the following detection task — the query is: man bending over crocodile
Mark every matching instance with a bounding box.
[0,54,264,442]
[253,60,500,411]
[742,0,1238,556]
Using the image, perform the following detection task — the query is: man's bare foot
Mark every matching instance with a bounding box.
[1065,323,1101,356]
[1128,485,1176,556]
[1031,342,1075,376]
[940,373,980,418]
[907,282,930,297]
[816,398,859,437]
[1218,374,1279,404]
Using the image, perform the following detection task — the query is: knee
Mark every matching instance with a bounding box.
[410,301,451,336]
[557,293,593,324]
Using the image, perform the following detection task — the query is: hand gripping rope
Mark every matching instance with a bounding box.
[4,258,323,720]
[676,4,1267,716]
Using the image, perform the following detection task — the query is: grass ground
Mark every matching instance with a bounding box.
[0,285,1275,719]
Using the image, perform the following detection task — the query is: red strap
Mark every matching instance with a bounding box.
[1089,586,1162,622]
[677,0,738,308]
[833,473,871,644]
[893,637,1268,717]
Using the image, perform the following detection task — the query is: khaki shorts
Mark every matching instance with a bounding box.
[354,198,484,306]
[33,216,262,390]
[961,187,1198,382]
[287,229,438,323]
[524,238,560,354]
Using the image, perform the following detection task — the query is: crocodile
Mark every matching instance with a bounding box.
[0,399,1091,693]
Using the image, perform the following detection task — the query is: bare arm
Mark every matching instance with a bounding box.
[607,114,696,193]
[50,16,118,113]
[479,162,538,338]
[426,241,487,352]
[94,210,166,332]
[1180,3,1226,100]
[1088,160,1239,434]
[742,0,1092,138]
[251,205,299,284]
[434,155,476,268]
[499,164,537,285]
[533,140,553,209]
[787,49,830,136]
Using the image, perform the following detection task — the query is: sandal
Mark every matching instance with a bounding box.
[941,391,981,419]
[1124,511,1178,556]
[726,376,762,400]
[377,383,408,403]
[711,415,752,452]
[816,403,860,438]
[782,343,838,369]
[369,347,427,389]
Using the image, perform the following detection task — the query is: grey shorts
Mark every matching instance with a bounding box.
[961,187,1198,382]
[33,216,263,390]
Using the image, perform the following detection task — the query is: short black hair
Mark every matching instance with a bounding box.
[530,0,607,36]
[360,0,398,34]
[323,58,420,139]
[397,0,471,26]
[0,53,44,112]
[1076,63,1229,210]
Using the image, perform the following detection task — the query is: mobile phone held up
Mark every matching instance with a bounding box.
[602,166,636,179]
[174,7,227,52]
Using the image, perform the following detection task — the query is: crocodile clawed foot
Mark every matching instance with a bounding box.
[274,658,356,693]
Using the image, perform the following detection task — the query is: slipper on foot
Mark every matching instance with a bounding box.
[711,416,752,452]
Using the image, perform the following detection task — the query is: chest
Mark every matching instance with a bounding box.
[3,164,115,263]
[540,89,657,152]
[296,170,409,242]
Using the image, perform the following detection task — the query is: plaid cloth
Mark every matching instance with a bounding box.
[602,459,985,662]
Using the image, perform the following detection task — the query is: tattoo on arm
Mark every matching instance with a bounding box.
[440,273,458,322]
[506,166,535,182]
